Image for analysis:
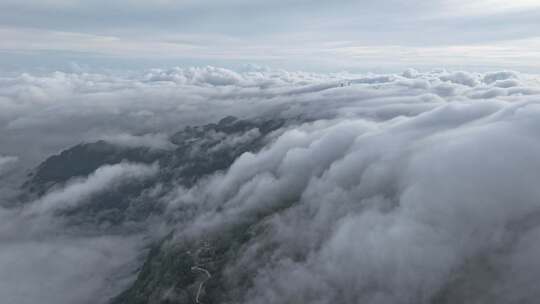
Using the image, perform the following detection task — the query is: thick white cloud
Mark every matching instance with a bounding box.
[142,67,540,303]
[2,66,540,304]
[175,101,540,302]
[2,67,537,164]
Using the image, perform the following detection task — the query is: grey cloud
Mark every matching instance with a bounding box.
[0,233,142,304]
[137,68,540,303]
[26,162,158,215]
[2,66,540,304]
[0,162,155,304]
[1,67,537,166]
[0,155,18,176]
[483,70,519,84]
[144,66,245,86]
[197,101,540,303]
[439,71,479,87]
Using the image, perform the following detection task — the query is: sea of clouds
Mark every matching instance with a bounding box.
[1,66,540,304]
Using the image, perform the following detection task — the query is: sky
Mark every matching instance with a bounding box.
[1,0,539,72]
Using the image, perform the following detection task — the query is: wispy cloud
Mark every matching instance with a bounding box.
[0,0,539,71]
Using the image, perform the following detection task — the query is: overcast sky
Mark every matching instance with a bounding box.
[1,0,539,72]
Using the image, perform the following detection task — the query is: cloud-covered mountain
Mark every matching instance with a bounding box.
[2,67,540,304]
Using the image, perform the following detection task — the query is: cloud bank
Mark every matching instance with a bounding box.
[195,104,540,303]
[1,66,540,304]
[0,155,18,176]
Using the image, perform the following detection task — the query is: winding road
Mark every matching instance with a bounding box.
[191,266,212,303]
